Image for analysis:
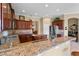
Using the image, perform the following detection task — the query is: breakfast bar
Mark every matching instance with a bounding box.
[0,37,76,56]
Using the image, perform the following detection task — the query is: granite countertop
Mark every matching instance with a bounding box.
[0,37,76,56]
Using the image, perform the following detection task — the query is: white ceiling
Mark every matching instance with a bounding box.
[12,3,79,17]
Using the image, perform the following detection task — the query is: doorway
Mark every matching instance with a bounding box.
[32,21,38,34]
[68,18,78,42]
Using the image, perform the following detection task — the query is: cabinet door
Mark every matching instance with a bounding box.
[18,21,22,29]
[19,21,22,29]
[19,35,26,43]
[3,18,11,30]
[15,20,17,29]
[19,35,32,43]
[15,20,32,29]
[25,21,30,29]
[28,21,32,29]
[25,21,28,29]
[23,21,25,29]
[25,21,27,29]
[15,20,18,29]
[2,3,12,30]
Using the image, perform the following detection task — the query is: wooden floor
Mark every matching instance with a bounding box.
[71,51,79,56]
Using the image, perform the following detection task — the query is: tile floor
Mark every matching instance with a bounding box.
[70,40,79,52]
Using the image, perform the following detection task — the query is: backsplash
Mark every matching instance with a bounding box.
[15,30,32,34]
[0,30,13,38]
[0,30,33,38]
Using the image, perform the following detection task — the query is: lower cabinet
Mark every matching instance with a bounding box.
[19,34,48,43]
[33,35,47,41]
[3,18,11,30]
[19,34,32,43]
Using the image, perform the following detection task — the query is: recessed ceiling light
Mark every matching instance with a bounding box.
[45,4,48,8]
[34,13,38,15]
[22,10,25,12]
[3,6,6,8]
[56,8,60,12]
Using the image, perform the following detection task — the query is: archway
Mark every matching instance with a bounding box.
[68,18,78,42]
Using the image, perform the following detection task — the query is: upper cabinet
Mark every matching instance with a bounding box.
[2,3,12,30]
[3,3,11,19]
[52,20,64,30]
[0,3,32,31]
[0,3,15,30]
[52,20,64,37]
[15,20,32,30]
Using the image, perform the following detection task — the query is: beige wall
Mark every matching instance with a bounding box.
[43,17,51,24]
[31,18,41,34]
[42,17,51,39]
[39,18,43,34]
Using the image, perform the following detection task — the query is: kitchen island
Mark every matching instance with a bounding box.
[0,37,76,56]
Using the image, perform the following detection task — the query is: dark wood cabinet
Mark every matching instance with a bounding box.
[19,34,32,43]
[0,3,14,31]
[0,3,32,31]
[32,35,47,41]
[2,3,12,30]
[3,18,11,30]
[71,51,79,56]
[15,20,32,30]
[52,20,64,29]
[52,20,64,37]
[19,34,47,43]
